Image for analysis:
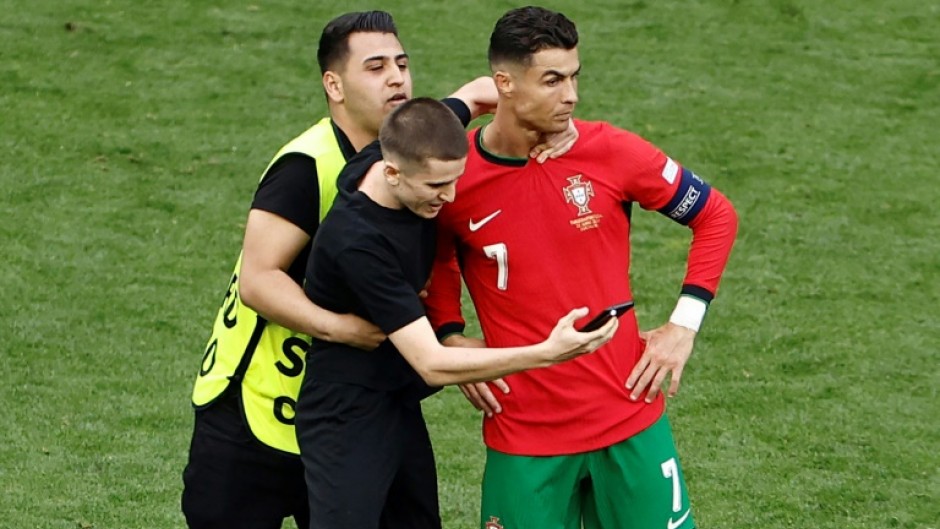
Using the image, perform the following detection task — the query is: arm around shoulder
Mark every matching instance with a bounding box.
[447,76,498,121]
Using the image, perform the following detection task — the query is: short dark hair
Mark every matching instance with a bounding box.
[488,6,578,67]
[317,11,398,74]
[379,98,468,171]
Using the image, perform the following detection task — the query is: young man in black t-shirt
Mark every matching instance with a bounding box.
[297,98,617,529]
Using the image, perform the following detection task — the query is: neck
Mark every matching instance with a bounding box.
[330,108,378,153]
[358,162,401,209]
[481,108,542,159]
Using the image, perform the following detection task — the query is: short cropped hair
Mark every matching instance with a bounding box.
[379,98,468,171]
[317,11,398,74]
[488,6,579,67]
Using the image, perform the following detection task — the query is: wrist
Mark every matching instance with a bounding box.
[311,309,342,341]
[668,296,708,332]
[533,340,557,367]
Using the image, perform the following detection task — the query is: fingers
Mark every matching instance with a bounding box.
[529,123,579,163]
[667,366,683,397]
[560,307,589,327]
[530,145,545,160]
[459,382,506,418]
[458,384,482,411]
[491,378,511,395]
[626,353,684,402]
[476,383,504,417]
[369,330,387,349]
[546,138,575,162]
[585,318,618,350]
[355,331,386,351]
[628,361,656,402]
[531,141,573,164]
[625,353,647,391]
[645,367,668,403]
[529,144,548,161]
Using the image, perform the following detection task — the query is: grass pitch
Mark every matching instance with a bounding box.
[1,1,937,528]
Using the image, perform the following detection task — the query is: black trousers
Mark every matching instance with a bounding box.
[296,381,441,529]
[181,390,308,529]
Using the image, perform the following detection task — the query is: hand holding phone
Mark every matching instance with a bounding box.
[577,301,635,332]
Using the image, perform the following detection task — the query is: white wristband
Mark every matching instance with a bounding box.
[668,296,708,332]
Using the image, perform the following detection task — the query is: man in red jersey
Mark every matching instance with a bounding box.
[424,6,738,529]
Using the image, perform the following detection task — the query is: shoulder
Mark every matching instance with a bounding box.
[572,120,661,158]
[573,119,641,144]
[262,152,317,182]
[337,141,383,193]
[320,198,382,246]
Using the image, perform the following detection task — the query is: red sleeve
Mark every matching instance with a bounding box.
[424,222,466,339]
[602,124,738,301]
[602,126,677,210]
[681,188,738,301]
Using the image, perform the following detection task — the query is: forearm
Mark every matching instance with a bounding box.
[392,318,549,386]
[447,76,497,120]
[422,344,550,386]
[669,190,738,331]
[683,189,739,298]
[239,269,341,340]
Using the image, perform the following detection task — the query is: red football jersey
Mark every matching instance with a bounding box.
[426,120,732,455]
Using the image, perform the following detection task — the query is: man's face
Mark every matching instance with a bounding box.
[337,32,413,136]
[502,47,580,134]
[391,157,466,219]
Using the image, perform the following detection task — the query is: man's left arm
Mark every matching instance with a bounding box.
[626,181,739,402]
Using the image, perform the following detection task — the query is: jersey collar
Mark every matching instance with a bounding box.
[475,126,528,167]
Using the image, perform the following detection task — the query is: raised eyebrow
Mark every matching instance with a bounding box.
[543,65,582,79]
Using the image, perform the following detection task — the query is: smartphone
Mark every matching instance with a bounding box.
[577,301,635,332]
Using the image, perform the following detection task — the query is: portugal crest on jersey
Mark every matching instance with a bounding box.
[563,174,594,216]
[484,516,504,529]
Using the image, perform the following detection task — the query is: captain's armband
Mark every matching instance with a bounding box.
[658,168,712,225]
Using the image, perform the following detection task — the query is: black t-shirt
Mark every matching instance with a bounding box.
[247,99,470,285]
[249,122,356,283]
[302,142,438,395]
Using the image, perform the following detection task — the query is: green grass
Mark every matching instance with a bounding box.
[2,1,937,528]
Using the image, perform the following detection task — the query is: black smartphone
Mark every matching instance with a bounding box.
[577,301,635,332]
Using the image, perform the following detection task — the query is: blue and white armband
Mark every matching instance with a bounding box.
[658,167,712,225]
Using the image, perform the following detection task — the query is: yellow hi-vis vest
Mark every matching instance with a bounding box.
[191,118,346,454]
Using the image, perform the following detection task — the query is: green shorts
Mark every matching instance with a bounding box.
[480,415,694,529]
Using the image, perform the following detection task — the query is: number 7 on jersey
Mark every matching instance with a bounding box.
[482,243,508,291]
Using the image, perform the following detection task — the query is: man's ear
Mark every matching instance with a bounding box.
[383,160,401,186]
[323,71,344,103]
[493,69,514,98]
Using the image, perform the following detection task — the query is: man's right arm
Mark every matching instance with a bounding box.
[391,311,617,387]
[238,209,384,349]
[238,154,384,350]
